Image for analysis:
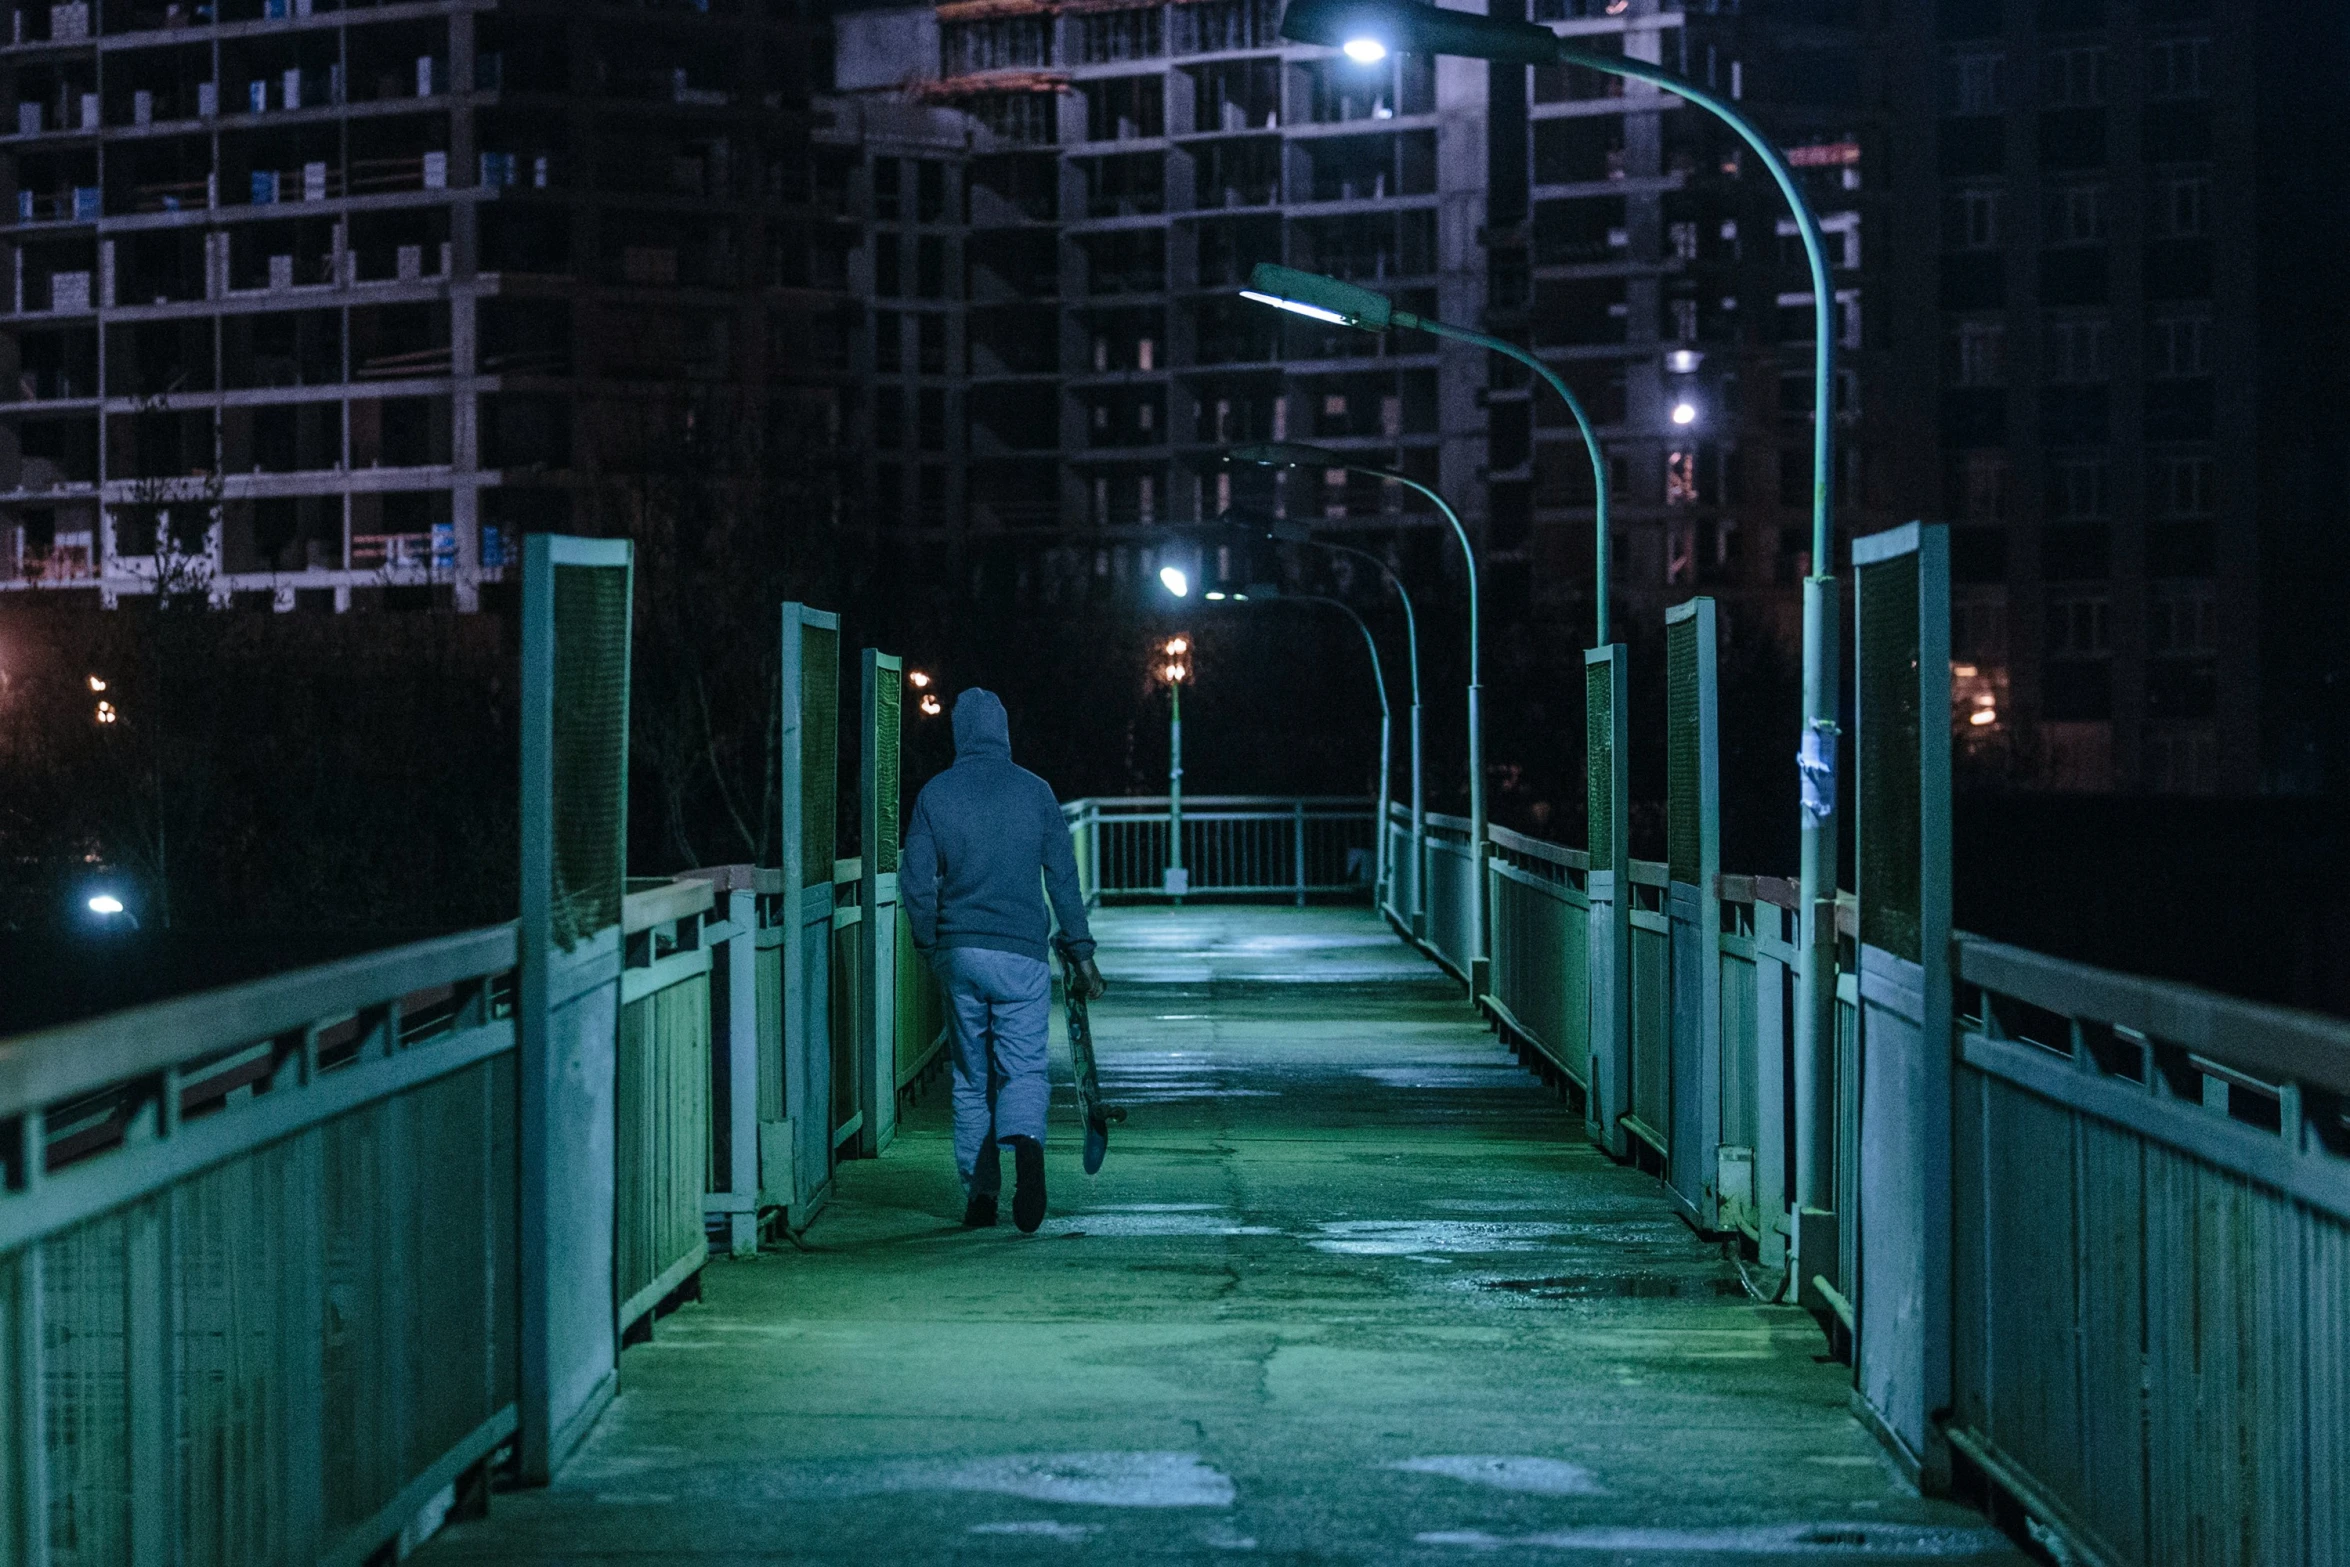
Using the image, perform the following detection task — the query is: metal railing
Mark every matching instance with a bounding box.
[1063,796,1377,903]
[0,925,523,1566]
[1453,808,2344,1565]
[1945,937,2349,1567]
[617,879,718,1335]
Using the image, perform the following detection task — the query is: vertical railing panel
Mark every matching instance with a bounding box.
[776,603,842,1230]
[614,959,711,1334]
[517,533,631,1483]
[1583,646,1631,1157]
[858,649,904,1158]
[1849,521,1952,1485]
[1663,598,1721,1228]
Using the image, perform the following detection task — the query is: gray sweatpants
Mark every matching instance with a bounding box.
[934,945,1051,1196]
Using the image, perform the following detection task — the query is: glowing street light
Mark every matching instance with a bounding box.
[1150,629,1194,896]
[1341,36,1388,62]
[908,670,932,689]
[1241,264,1612,647]
[918,693,943,716]
[1671,401,1698,426]
[88,894,123,915]
[86,674,105,692]
[1273,0,1847,1230]
[1159,565,1190,598]
[95,700,118,724]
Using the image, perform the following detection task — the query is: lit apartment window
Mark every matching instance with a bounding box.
[1668,221,1699,262]
[2046,455,2109,519]
[1950,320,2005,386]
[1943,51,2006,113]
[2045,316,2108,383]
[2147,36,2210,99]
[2149,314,2210,377]
[2045,594,2111,657]
[1945,186,2001,249]
[2150,449,2214,516]
[2044,47,2107,108]
[2155,175,2208,237]
[2045,183,2107,245]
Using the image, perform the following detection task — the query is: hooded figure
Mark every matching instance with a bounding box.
[900,687,1103,1232]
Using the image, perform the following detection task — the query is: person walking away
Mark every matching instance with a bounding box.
[901,688,1106,1233]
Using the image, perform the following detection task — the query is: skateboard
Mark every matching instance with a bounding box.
[1062,959,1126,1174]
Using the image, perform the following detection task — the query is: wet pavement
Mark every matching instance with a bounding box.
[422,906,2026,1565]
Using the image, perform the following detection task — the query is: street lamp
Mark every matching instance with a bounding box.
[1274,0,1846,1232]
[1229,441,1487,994]
[1240,263,1613,645]
[1193,582,1394,906]
[1223,506,1425,938]
[1156,634,1191,898]
[1156,566,1391,911]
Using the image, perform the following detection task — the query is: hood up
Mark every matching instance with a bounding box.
[952,687,1013,762]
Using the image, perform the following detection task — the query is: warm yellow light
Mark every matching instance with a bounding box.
[1969,708,1997,727]
[1165,636,1190,655]
[86,674,106,692]
[918,693,943,716]
[95,701,117,723]
[908,670,932,689]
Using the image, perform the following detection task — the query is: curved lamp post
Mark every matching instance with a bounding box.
[1223,506,1425,937]
[1241,262,1613,646]
[1270,0,1846,1234]
[1167,575,1395,908]
[1229,441,1485,994]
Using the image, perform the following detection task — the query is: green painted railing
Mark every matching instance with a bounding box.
[1062,797,1376,903]
[0,927,523,1567]
[616,878,718,1336]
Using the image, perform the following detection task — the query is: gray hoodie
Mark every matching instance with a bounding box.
[900,688,1095,964]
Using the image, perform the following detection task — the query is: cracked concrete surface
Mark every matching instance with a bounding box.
[420,907,2025,1565]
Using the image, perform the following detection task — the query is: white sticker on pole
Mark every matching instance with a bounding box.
[1798,723,1837,822]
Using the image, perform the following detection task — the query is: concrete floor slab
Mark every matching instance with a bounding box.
[421,906,2026,1565]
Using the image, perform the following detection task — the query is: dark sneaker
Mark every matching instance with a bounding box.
[962,1192,998,1228]
[1010,1136,1047,1233]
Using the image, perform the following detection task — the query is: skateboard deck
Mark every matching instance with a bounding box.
[1063,964,1125,1174]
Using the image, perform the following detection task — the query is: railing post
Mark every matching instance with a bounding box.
[705,881,760,1259]
[1293,800,1307,906]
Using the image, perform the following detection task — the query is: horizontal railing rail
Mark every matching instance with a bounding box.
[1063,795,1376,904]
[1946,933,2350,1566]
[0,922,524,1566]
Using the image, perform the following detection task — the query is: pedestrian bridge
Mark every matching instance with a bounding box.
[1,538,2343,1567]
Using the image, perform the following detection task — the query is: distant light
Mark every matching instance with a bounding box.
[88,894,123,916]
[1232,593,1249,602]
[1159,565,1190,597]
[1342,36,1389,63]
[1164,636,1190,655]
[1671,401,1697,426]
[1205,590,1227,600]
[1952,663,1978,678]
[1969,708,1998,727]
[1665,349,1702,374]
[1238,289,1350,327]
[95,701,117,724]
[918,693,943,716]
[908,670,932,688]
[86,674,106,692]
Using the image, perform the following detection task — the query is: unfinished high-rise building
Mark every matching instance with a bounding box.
[0,0,853,610]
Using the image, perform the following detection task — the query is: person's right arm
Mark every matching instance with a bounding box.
[901,791,940,952]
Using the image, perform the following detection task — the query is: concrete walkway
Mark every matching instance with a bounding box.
[425,907,2024,1564]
